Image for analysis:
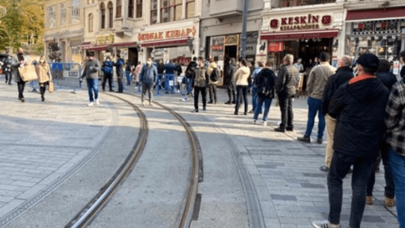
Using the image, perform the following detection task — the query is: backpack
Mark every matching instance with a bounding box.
[186,62,197,78]
[257,70,275,97]
[102,62,113,74]
[210,67,220,82]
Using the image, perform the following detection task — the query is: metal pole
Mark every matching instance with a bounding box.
[240,0,248,60]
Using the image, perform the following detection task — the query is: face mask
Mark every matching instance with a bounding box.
[106,59,110,62]
[40,60,45,63]
[147,61,152,65]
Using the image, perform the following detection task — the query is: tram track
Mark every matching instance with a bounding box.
[65,93,202,228]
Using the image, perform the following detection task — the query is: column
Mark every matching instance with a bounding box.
[157,0,161,23]
[182,0,186,19]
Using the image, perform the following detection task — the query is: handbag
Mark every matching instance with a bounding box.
[48,81,54,93]
[18,64,38,82]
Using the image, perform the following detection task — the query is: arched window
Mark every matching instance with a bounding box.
[88,14,94,32]
[116,0,122,18]
[100,3,105,29]
[108,2,113,28]
[128,0,134,18]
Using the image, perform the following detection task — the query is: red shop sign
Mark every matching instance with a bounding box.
[268,42,284,52]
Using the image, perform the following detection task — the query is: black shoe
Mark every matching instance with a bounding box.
[202,107,206,111]
[102,89,105,92]
[243,112,247,115]
[208,101,213,104]
[41,97,45,102]
[191,109,199,113]
[319,165,329,172]
[21,98,25,103]
[234,111,238,115]
[248,110,254,113]
[297,136,311,143]
[8,83,12,85]
[274,127,285,132]
[317,138,323,144]
[232,101,236,104]
[286,127,293,131]
[109,89,114,92]
[225,101,231,104]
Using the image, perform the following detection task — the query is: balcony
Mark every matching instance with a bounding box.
[278,0,336,7]
[209,0,243,17]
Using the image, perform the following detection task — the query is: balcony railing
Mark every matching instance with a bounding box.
[279,0,335,7]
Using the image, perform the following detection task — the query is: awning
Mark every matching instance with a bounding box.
[260,29,339,40]
[346,8,405,22]
[141,37,188,48]
[78,42,92,50]
[86,45,109,51]
[110,42,137,47]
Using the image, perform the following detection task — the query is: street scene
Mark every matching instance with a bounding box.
[0,0,405,228]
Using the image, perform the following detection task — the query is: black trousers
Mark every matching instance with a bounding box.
[17,81,26,99]
[209,84,217,103]
[117,76,123,92]
[5,71,12,84]
[278,93,294,129]
[235,86,248,114]
[39,82,48,99]
[226,82,236,102]
[102,73,113,91]
[194,87,207,110]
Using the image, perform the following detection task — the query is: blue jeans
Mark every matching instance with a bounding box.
[125,71,132,85]
[305,97,325,139]
[253,96,272,122]
[235,86,248,113]
[328,152,375,228]
[164,74,175,93]
[187,77,193,94]
[251,87,264,112]
[390,148,405,228]
[86,78,98,102]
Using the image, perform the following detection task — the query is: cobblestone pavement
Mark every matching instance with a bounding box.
[150,87,399,228]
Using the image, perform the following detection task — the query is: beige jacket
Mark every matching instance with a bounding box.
[235,66,251,86]
[207,62,219,85]
[36,64,52,84]
[307,62,336,100]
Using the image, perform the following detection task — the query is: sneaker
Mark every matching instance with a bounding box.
[384,197,395,207]
[191,109,199,113]
[253,120,257,124]
[181,97,189,102]
[366,196,373,205]
[317,138,323,144]
[95,99,100,105]
[319,165,329,172]
[262,120,267,126]
[297,136,311,143]
[87,102,94,107]
[224,101,231,104]
[208,101,213,104]
[312,220,341,228]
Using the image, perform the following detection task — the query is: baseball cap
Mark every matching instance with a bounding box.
[86,51,95,57]
[357,53,379,70]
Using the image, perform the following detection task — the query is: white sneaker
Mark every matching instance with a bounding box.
[87,102,94,107]
[312,220,341,228]
[181,97,189,102]
[253,120,257,124]
[95,99,100,105]
[262,121,267,126]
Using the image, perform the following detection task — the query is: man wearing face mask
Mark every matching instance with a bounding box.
[80,51,101,106]
[139,58,157,106]
[101,56,114,92]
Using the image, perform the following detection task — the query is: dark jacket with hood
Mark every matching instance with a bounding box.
[322,66,354,115]
[376,71,397,91]
[225,63,237,85]
[328,75,389,158]
[185,61,197,78]
[255,68,277,99]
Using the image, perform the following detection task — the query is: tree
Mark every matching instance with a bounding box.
[0,0,44,54]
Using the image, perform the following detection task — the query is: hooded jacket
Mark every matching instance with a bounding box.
[329,75,389,158]
[234,66,250,86]
[376,71,397,91]
[139,63,157,85]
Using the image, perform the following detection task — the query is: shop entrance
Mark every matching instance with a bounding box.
[225,46,238,59]
[298,38,332,68]
[128,48,138,66]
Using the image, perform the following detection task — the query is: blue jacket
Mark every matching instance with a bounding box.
[139,64,157,85]
[102,61,114,75]
[164,63,176,74]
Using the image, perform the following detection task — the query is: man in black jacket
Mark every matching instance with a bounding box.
[224,58,237,104]
[320,56,353,172]
[312,53,389,228]
[274,54,299,132]
[185,57,197,96]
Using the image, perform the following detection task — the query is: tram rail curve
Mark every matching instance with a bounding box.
[65,93,202,228]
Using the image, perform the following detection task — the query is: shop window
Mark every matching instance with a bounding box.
[47,5,56,28]
[128,0,134,18]
[71,0,80,24]
[100,3,106,29]
[88,14,94,32]
[108,2,113,28]
[136,0,142,18]
[160,0,182,23]
[116,0,122,18]
[186,0,195,19]
[60,3,66,26]
[151,0,158,24]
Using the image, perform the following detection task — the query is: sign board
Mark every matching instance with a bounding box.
[138,27,197,42]
[268,42,284,52]
[269,14,334,32]
[96,34,114,45]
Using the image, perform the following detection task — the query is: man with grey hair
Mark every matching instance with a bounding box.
[274,54,299,132]
[318,55,354,172]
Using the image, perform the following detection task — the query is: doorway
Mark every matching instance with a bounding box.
[128,48,138,66]
[225,45,238,60]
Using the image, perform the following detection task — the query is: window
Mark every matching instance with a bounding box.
[47,6,56,28]
[88,14,94,32]
[186,0,195,19]
[116,0,122,18]
[151,0,157,24]
[100,3,106,28]
[87,0,95,4]
[160,0,182,23]
[136,0,142,18]
[108,2,113,28]
[128,0,134,18]
[71,0,80,23]
[60,3,66,26]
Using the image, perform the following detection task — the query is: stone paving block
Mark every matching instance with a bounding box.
[271,194,298,201]
[264,218,282,228]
